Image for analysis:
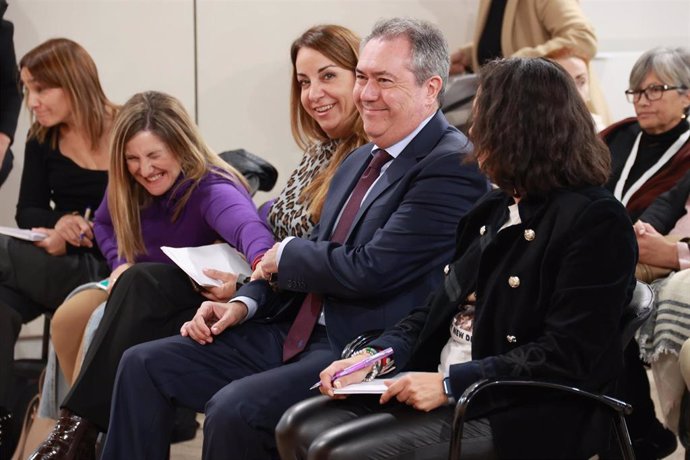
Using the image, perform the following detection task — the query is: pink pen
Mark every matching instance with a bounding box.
[309,347,394,390]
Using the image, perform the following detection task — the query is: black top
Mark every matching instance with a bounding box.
[371,186,637,457]
[477,0,507,66]
[16,127,108,236]
[605,119,690,196]
[640,169,690,234]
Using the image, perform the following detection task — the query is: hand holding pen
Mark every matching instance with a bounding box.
[312,347,394,393]
[79,207,93,244]
[54,206,94,248]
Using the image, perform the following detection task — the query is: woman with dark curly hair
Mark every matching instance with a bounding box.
[276,57,638,459]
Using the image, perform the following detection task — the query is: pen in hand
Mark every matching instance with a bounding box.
[309,347,394,390]
[79,207,92,242]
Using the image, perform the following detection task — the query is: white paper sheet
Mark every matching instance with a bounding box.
[161,243,251,287]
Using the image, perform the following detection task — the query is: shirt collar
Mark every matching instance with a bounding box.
[371,112,435,158]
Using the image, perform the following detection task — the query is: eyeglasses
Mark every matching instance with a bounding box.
[625,84,687,103]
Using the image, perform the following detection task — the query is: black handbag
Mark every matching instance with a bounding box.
[219,149,278,196]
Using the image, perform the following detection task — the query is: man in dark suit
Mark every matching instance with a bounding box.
[95,18,488,460]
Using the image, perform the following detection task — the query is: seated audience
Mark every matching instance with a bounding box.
[44,90,274,396]
[601,45,690,458]
[39,22,367,411]
[97,17,488,460]
[0,38,115,452]
[276,56,637,460]
[30,23,373,459]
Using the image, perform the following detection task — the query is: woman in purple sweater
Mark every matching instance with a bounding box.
[47,91,274,394]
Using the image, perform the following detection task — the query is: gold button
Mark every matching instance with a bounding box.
[479,225,486,235]
[524,229,535,241]
[508,276,520,288]
[443,264,450,275]
[507,335,517,343]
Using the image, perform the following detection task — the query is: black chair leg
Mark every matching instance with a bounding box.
[614,414,635,460]
[41,314,51,362]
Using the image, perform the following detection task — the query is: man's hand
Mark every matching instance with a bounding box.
[33,228,67,256]
[55,213,94,248]
[201,269,239,301]
[251,243,280,281]
[380,372,448,412]
[318,354,375,398]
[180,300,248,344]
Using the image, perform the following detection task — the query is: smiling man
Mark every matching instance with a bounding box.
[92,18,489,460]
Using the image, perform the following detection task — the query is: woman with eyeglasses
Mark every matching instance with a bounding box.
[602,47,690,222]
[601,46,690,460]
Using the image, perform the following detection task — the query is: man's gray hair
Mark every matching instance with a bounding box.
[363,17,450,105]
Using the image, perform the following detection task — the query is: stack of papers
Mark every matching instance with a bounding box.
[0,226,47,241]
[161,243,251,287]
[333,373,409,394]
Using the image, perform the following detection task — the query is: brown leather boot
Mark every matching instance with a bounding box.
[28,409,98,460]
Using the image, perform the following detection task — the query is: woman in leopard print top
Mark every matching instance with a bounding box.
[268,24,368,240]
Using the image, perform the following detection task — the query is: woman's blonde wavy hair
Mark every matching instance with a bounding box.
[108,91,248,263]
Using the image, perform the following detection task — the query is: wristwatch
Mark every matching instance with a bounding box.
[442,377,456,404]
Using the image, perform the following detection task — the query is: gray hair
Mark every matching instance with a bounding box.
[629,47,690,104]
[363,17,450,105]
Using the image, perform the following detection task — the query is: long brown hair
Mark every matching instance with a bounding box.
[19,38,116,149]
[108,91,249,263]
[471,58,610,197]
[290,24,368,222]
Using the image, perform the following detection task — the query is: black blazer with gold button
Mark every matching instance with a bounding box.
[371,186,638,458]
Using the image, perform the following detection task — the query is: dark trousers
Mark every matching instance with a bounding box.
[275,395,496,460]
[0,236,107,322]
[63,263,205,430]
[622,340,659,438]
[0,236,107,411]
[0,304,21,407]
[100,324,337,460]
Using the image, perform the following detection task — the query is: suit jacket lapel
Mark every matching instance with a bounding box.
[317,145,372,241]
[343,111,451,241]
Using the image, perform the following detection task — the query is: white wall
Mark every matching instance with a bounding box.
[3,0,690,227]
[3,0,195,227]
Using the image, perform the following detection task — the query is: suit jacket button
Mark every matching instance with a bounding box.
[479,225,486,235]
[507,335,517,343]
[524,229,535,241]
[443,264,450,275]
[508,276,520,288]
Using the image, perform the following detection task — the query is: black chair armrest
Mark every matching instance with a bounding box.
[449,379,634,460]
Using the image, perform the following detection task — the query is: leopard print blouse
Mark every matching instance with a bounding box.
[268,139,338,241]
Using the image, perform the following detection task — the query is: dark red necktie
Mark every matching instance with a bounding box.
[282,150,393,361]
